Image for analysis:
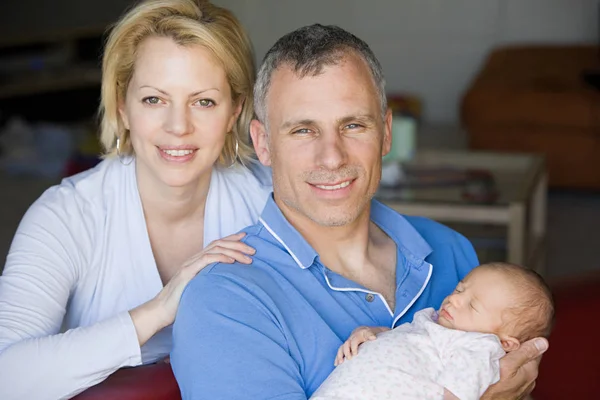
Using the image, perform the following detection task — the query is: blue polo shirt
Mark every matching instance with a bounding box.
[171,196,478,399]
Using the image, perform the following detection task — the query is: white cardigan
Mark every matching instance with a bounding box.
[0,157,272,400]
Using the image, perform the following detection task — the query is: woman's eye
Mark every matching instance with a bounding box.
[196,99,215,107]
[143,96,161,105]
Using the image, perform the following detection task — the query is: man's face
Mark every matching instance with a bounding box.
[251,53,392,228]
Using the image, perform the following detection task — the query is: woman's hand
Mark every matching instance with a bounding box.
[130,232,255,346]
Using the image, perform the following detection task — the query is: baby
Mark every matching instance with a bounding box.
[311,262,554,400]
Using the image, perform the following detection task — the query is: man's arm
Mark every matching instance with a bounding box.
[480,338,549,400]
[171,268,307,400]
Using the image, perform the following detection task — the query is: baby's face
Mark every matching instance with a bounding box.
[437,268,515,334]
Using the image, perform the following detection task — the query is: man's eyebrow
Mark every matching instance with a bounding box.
[280,119,317,130]
[337,114,377,125]
[279,114,377,131]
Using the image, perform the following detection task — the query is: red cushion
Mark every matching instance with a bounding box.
[534,274,600,399]
[72,363,180,400]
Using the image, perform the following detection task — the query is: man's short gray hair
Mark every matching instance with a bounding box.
[253,24,387,125]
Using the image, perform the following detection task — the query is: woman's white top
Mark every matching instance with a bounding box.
[0,157,272,400]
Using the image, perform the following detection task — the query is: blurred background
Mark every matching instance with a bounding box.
[0,1,599,398]
[2,0,598,278]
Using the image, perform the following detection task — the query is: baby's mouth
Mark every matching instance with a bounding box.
[439,308,453,321]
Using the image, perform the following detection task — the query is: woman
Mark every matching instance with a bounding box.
[0,1,271,399]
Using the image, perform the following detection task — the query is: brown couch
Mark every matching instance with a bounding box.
[461,45,600,190]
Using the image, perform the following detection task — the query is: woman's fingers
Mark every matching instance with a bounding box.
[181,248,252,276]
[182,253,240,277]
[194,238,255,258]
[203,246,253,264]
[205,233,255,252]
[182,242,255,269]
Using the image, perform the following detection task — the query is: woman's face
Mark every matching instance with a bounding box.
[120,36,240,189]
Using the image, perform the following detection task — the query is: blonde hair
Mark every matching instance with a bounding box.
[478,262,555,341]
[99,0,256,166]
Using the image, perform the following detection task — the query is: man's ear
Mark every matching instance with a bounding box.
[382,108,393,157]
[250,119,271,166]
[500,336,521,352]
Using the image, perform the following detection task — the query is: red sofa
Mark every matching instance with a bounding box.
[72,363,180,400]
[533,272,600,399]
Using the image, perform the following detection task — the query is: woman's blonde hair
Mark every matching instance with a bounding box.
[99,0,256,166]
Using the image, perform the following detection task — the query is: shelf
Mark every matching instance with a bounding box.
[0,65,101,100]
[0,25,107,49]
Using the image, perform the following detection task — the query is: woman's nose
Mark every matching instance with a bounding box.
[165,104,193,136]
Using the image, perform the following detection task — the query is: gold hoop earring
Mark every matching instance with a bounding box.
[228,136,239,168]
[116,137,134,166]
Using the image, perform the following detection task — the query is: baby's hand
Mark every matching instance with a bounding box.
[334,326,390,366]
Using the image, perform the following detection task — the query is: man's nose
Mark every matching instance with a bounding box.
[315,130,347,170]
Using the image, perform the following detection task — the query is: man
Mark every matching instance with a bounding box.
[171,24,547,399]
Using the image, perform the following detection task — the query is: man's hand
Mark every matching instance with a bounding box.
[481,337,549,399]
[334,326,390,366]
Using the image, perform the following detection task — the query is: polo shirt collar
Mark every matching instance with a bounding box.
[370,200,433,265]
[258,195,433,270]
[258,195,318,269]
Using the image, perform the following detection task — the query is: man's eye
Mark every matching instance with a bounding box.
[196,99,215,107]
[143,96,161,105]
[345,123,362,129]
[293,128,312,135]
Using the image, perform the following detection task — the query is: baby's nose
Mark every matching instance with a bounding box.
[449,293,461,307]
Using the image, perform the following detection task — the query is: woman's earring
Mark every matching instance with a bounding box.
[228,136,239,168]
[116,137,134,166]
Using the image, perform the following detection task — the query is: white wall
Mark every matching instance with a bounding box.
[1,0,597,123]
[215,0,599,124]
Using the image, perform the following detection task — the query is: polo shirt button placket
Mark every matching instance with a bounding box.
[365,293,375,302]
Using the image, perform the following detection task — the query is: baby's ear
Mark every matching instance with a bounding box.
[500,336,521,352]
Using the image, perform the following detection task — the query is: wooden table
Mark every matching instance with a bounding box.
[377,150,547,274]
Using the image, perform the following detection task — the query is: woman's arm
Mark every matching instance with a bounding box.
[0,193,143,400]
[0,192,256,400]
